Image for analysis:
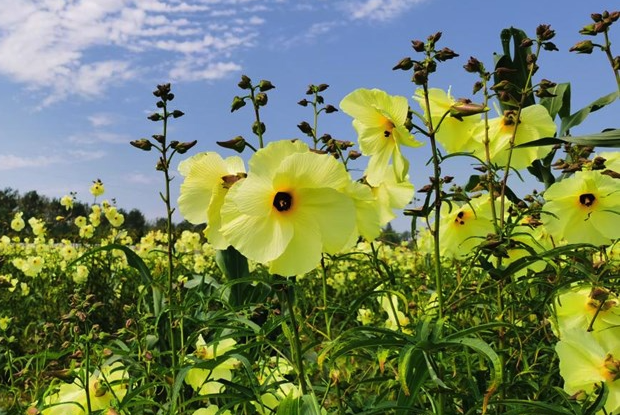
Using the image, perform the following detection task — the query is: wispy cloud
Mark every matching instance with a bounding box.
[127,172,157,185]
[0,154,62,170]
[88,113,116,128]
[340,0,427,22]
[67,149,107,161]
[0,0,270,105]
[67,131,132,145]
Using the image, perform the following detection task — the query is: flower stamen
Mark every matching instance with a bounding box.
[579,193,596,207]
[273,192,293,212]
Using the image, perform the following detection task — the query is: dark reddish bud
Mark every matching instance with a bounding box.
[412,70,427,85]
[429,32,442,43]
[536,24,555,41]
[324,104,338,113]
[472,81,483,95]
[148,113,163,121]
[594,20,611,33]
[490,80,510,91]
[171,109,184,118]
[175,140,197,154]
[591,13,603,22]
[348,150,362,160]
[495,67,517,76]
[316,83,329,92]
[520,38,534,48]
[152,134,165,144]
[297,99,309,107]
[435,47,459,62]
[156,101,165,108]
[393,57,414,71]
[297,121,314,136]
[130,139,153,151]
[217,136,246,153]
[411,40,425,52]
[463,57,483,73]
[543,42,559,52]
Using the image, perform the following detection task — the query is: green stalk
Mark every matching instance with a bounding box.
[284,285,309,395]
[250,87,265,149]
[320,256,332,339]
[602,29,620,96]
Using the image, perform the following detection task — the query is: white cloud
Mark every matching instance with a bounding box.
[127,172,157,185]
[67,131,132,145]
[169,60,242,81]
[341,0,426,21]
[67,149,107,161]
[0,154,62,170]
[88,113,115,128]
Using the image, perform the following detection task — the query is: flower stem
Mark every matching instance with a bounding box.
[284,284,309,395]
[602,29,620,97]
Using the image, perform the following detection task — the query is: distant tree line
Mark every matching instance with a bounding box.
[0,187,201,241]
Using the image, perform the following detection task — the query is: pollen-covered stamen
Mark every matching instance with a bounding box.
[273,192,293,212]
[579,193,596,207]
[455,211,466,225]
[383,130,391,137]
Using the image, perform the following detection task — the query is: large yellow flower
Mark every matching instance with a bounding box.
[42,362,127,415]
[185,335,238,396]
[413,88,482,155]
[542,170,619,246]
[340,88,422,186]
[552,285,620,337]
[471,104,556,170]
[220,140,357,276]
[178,152,246,249]
[438,196,497,259]
[556,328,619,414]
[368,167,415,226]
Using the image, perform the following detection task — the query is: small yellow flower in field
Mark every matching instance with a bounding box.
[79,225,94,239]
[60,195,74,210]
[105,207,125,228]
[178,152,246,249]
[221,140,358,276]
[20,282,30,296]
[471,105,556,170]
[23,256,44,277]
[74,216,87,228]
[90,179,105,197]
[0,316,11,331]
[439,196,497,259]
[552,286,620,336]
[413,88,482,154]
[185,335,238,395]
[73,265,89,284]
[42,361,128,415]
[542,170,619,246]
[340,88,423,185]
[555,328,619,414]
[28,217,45,236]
[378,293,410,333]
[11,212,25,232]
[356,308,374,325]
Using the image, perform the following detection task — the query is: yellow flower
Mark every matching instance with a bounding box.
[220,140,357,276]
[105,207,125,228]
[378,293,410,333]
[340,88,422,185]
[42,362,127,415]
[178,152,246,250]
[367,167,414,226]
[0,316,11,331]
[413,88,482,154]
[597,151,620,173]
[73,265,89,284]
[472,104,556,170]
[542,170,619,246]
[438,196,497,259]
[90,179,105,197]
[74,216,87,228]
[11,212,25,232]
[60,195,74,210]
[192,407,232,415]
[185,335,238,396]
[552,286,620,337]
[556,328,619,414]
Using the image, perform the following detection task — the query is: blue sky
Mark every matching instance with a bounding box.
[0,0,618,230]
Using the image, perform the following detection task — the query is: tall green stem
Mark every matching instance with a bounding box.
[284,285,308,395]
[602,30,620,96]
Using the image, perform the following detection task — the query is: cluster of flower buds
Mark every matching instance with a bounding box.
[231,75,275,113]
[393,32,459,86]
[579,10,619,36]
[296,83,339,148]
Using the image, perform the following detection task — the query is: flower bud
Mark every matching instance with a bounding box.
[542,41,558,52]
[130,139,153,151]
[166,93,174,101]
[297,121,314,136]
[156,158,166,171]
[316,95,324,104]
[411,40,425,52]
[297,99,309,107]
[175,140,197,154]
[169,140,179,149]
[217,136,246,153]
[171,109,184,118]
[591,13,603,22]
[147,113,163,121]
[490,80,511,91]
[536,24,555,41]
[412,70,427,85]
[252,121,266,136]
[472,81,483,95]
[156,101,165,108]
[258,79,275,92]
[324,104,338,113]
[428,31,442,44]
[316,83,329,92]
[579,24,597,36]
[610,11,620,22]
[320,133,332,143]
[392,57,414,71]
[449,100,488,120]
[255,92,268,106]
[594,20,611,33]
[238,74,252,89]
[463,57,483,73]
[520,38,534,48]
[348,150,362,160]
[435,47,459,62]
[231,96,246,112]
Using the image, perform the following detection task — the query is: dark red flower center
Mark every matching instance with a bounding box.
[273,192,293,212]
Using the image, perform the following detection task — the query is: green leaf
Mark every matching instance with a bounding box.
[397,345,428,406]
[540,82,571,120]
[517,129,620,148]
[493,27,536,112]
[498,399,575,415]
[276,393,323,415]
[560,91,618,136]
[216,245,253,307]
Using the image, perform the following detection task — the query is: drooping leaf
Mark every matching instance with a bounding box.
[560,91,618,135]
[516,128,620,148]
[540,82,571,120]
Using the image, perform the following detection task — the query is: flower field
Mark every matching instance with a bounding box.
[1,11,619,415]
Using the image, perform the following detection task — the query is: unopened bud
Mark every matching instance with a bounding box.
[392,57,414,71]
[238,75,252,89]
[591,13,603,22]
[429,31,442,44]
[594,20,611,33]
[324,104,338,113]
[147,113,163,122]
[320,133,332,143]
[217,136,246,153]
[297,99,309,107]
[255,92,268,106]
[520,38,534,48]
[449,100,488,120]
[130,139,153,151]
[166,93,174,101]
[175,140,197,154]
[252,121,266,136]
[171,109,184,118]
[463,57,483,73]
[542,41,558,52]
[536,24,555,41]
[152,134,165,144]
[169,140,179,149]
[490,80,511,91]
[579,24,598,36]
[412,70,427,85]
[316,83,329,92]
[411,40,425,52]
[435,47,459,62]
[297,121,314,136]
[348,150,362,160]
[231,96,246,112]
[610,11,620,22]
[472,81,483,95]
[258,79,275,92]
